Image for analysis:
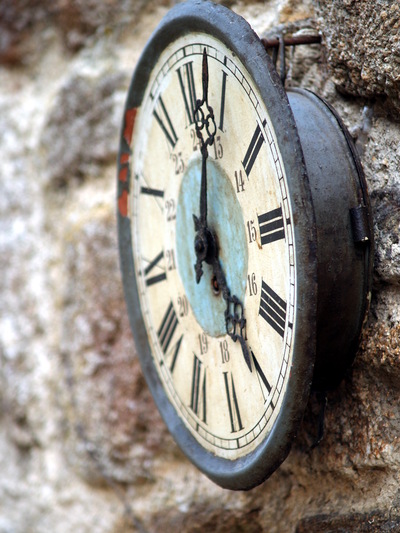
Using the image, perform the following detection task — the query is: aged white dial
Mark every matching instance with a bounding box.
[118,0,372,490]
[129,33,296,460]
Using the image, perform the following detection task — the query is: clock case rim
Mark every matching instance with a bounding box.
[117,0,318,491]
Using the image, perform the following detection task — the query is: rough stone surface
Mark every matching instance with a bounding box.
[314,0,400,116]
[0,0,399,532]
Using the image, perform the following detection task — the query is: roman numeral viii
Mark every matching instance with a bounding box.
[242,119,267,177]
[258,207,285,245]
[259,280,287,338]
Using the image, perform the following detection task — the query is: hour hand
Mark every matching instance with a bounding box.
[211,255,252,372]
[225,293,252,372]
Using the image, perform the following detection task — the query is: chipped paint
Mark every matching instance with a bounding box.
[118,190,129,218]
[123,107,137,146]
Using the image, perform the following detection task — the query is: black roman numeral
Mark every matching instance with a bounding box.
[177,62,197,125]
[219,70,227,132]
[223,372,243,433]
[242,119,267,177]
[190,355,207,423]
[157,301,179,354]
[140,186,164,198]
[169,335,183,373]
[251,351,272,402]
[153,95,178,148]
[259,280,287,338]
[143,251,166,286]
[258,207,285,245]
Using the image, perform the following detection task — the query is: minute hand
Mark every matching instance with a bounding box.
[193,48,216,283]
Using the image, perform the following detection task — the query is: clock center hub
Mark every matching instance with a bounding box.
[175,156,248,338]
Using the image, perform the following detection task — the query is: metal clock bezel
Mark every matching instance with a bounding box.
[117,0,318,490]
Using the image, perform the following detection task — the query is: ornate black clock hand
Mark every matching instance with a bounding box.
[193,48,216,283]
[210,254,252,372]
[193,49,251,371]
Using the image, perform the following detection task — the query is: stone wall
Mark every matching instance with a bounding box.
[0,1,399,531]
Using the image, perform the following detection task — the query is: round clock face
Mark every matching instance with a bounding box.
[132,33,296,457]
[118,0,316,490]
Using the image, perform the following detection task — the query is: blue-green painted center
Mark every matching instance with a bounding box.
[176,156,248,337]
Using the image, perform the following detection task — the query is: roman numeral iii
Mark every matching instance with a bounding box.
[258,207,285,245]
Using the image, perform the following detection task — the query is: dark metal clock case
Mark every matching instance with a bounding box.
[117,0,373,490]
[287,88,373,392]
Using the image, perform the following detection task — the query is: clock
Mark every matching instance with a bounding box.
[117,0,372,490]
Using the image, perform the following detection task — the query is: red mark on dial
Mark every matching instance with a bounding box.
[119,166,128,183]
[118,190,129,218]
[120,153,130,165]
[123,108,137,146]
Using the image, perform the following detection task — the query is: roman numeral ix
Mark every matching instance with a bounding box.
[143,250,166,286]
